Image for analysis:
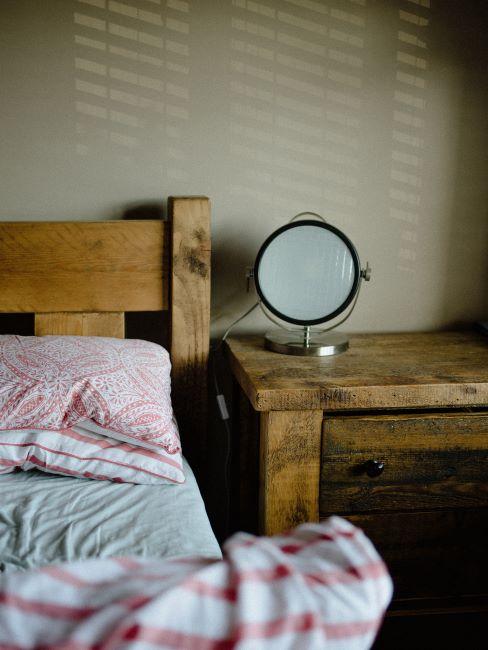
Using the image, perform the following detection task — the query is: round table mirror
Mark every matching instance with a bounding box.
[254,219,369,356]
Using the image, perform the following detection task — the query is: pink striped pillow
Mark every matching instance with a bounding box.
[0,335,180,454]
[0,427,184,484]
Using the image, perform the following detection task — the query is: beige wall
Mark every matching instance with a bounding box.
[1,0,487,335]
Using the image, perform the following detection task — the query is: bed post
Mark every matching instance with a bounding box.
[168,196,211,482]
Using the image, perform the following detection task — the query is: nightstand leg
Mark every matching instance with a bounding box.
[259,410,323,536]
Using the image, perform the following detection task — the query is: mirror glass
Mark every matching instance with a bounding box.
[256,222,357,324]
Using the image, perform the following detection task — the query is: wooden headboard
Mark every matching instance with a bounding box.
[0,196,211,475]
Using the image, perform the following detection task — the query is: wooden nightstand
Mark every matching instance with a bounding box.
[225,332,488,644]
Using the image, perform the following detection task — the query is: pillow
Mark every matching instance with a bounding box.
[0,427,184,484]
[0,335,180,454]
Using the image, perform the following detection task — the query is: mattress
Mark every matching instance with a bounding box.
[0,459,221,572]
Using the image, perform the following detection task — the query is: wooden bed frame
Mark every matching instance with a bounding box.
[0,196,211,476]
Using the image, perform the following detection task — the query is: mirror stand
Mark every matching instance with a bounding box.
[264,327,349,357]
[249,216,371,357]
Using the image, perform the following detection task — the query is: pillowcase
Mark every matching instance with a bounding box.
[0,427,184,484]
[0,335,180,454]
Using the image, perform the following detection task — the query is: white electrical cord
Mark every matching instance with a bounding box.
[221,301,260,344]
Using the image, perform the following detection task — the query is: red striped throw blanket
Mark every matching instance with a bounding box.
[0,516,392,649]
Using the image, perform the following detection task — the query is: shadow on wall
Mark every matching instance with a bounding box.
[119,201,166,221]
[434,1,488,324]
[211,234,264,333]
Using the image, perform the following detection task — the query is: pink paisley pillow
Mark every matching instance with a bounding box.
[0,335,180,455]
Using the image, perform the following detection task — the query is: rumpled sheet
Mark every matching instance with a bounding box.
[0,516,392,649]
[0,459,221,572]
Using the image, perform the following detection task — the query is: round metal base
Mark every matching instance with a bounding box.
[264,330,349,356]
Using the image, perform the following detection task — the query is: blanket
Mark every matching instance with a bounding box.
[0,516,392,649]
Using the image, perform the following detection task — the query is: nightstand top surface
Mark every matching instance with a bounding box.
[225,331,488,411]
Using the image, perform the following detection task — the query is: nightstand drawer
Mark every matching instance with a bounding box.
[320,412,488,514]
[343,509,488,601]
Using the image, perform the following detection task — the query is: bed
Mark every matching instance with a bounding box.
[0,198,394,648]
[0,196,221,568]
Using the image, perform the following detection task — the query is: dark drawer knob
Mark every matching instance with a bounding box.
[364,460,385,477]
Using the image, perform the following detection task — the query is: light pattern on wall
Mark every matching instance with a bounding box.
[389,0,430,272]
[73,0,190,182]
[229,0,431,274]
[229,0,366,228]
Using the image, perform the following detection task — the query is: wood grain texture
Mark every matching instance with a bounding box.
[259,409,323,535]
[320,412,488,513]
[0,220,166,312]
[342,509,488,601]
[168,197,211,475]
[226,332,488,411]
[35,313,125,338]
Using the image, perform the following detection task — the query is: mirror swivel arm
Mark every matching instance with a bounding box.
[361,262,372,282]
[245,267,254,293]
[289,211,327,224]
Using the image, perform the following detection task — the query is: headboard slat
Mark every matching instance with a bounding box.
[34,313,125,338]
[0,220,166,312]
[169,197,211,474]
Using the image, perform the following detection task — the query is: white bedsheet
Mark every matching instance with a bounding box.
[0,459,221,572]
